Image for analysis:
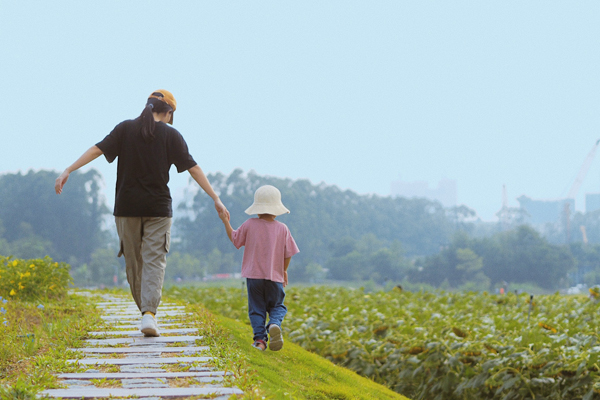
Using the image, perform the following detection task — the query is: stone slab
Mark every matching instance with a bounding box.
[106,323,188,330]
[58,371,228,379]
[113,353,164,359]
[121,378,170,389]
[97,302,179,306]
[98,309,186,314]
[60,379,93,387]
[102,318,185,325]
[119,366,165,373]
[88,328,198,336]
[85,335,202,346]
[98,305,184,310]
[41,387,243,398]
[195,376,224,383]
[100,314,189,320]
[101,313,187,319]
[67,357,211,365]
[69,346,209,353]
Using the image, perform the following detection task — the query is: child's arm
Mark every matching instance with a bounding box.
[283,257,291,287]
[218,211,234,243]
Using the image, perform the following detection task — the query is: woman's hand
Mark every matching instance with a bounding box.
[55,170,70,194]
[214,198,230,220]
[55,146,103,195]
[284,271,288,287]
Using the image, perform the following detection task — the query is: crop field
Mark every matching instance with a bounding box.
[169,285,600,400]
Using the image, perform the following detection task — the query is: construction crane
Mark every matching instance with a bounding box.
[563,139,600,243]
[567,139,600,200]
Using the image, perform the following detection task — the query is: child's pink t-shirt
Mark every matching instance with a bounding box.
[231,218,300,283]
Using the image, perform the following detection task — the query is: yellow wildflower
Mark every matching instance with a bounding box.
[18,283,24,290]
[23,272,30,277]
[12,260,17,267]
[538,322,558,333]
[9,289,16,296]
[29,264,35,269]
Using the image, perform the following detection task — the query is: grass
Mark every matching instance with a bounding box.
[217,315,409,400]
[164,293,408,400]
[0,290,102,398]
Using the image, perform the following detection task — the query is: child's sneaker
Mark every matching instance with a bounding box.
[252,339,267,351]
[268,324,283,351]
[141,313,160,337]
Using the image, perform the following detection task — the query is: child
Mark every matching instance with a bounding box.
[218,185,299,351]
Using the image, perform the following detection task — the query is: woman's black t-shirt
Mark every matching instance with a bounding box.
[96,119,197,217]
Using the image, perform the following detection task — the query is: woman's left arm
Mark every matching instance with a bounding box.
[55,145,104,194]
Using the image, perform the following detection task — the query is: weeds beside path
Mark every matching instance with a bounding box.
[0,291,101,398]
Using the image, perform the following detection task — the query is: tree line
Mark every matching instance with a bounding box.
[1,168,599,290]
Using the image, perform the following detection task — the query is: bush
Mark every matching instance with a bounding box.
[0,256,72,300]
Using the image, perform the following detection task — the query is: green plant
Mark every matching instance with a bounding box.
[170,285,600,399]
[0,256,72,301]
[0,378,39,400]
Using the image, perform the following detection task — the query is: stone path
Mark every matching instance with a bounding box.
[41,293,243,399]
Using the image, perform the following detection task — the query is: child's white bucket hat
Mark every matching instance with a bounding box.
[245,185,290,216]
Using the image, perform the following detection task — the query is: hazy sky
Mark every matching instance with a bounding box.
[2,2,600,221]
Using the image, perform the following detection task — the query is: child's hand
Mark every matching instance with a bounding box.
[283,271,288,287]
[218,210,230,222]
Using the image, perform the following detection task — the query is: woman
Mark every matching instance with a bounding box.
[55,89,229,337]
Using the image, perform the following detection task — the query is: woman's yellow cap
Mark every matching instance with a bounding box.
[148,89,177,124]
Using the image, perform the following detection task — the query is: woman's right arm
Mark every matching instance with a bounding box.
[187,165,230,219]
[55,145,104,194]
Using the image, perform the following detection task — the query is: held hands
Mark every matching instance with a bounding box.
[218,210,230,222]
[55,171,70,194]
[214,199,230,220]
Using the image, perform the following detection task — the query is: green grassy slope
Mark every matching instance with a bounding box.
[216,315,409,400]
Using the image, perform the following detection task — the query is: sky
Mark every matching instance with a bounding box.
[1,2,600,221]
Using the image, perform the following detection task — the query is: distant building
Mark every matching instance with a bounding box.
[586,193,600,213]
[516,196,574,225]
[391,178,457,208]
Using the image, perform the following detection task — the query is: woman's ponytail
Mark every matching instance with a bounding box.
[138,96,173,142]
[140,103,156,143]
